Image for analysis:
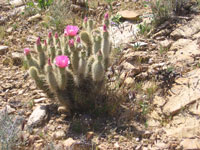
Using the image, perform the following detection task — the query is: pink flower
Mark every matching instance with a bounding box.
[76,36,81,43]
[69,39,74,47]
[24,48,30,55]
[84,17,88,22]
[55,55,70,68]
[36,37,41,45]
[103,24,107,32]
[64,25,79,37]
[48,32,52,38]
[44,40,47,46]
[48,58,51,66]
[55,32,58,39]
[104,12,109,20]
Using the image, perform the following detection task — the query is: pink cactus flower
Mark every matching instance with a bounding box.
[44,40,47,46]
[69,39,74,47]
[48,32,52,38]
[55,55,70,68]
[48,58,51,66]
[36,37,41,45]
[104,12,109,20]
[55,32,58,39]
[103,24,107,32]
[84,17,88,22]
[24,48,30,55]
[76,36,81,43]
[64,25,79,37]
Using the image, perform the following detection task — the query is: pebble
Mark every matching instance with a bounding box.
[0,45,8,55]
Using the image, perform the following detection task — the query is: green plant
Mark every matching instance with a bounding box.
[105,0,115,12]
[148,0,190,26]
[0,26,6,41]
[137,21,152,36]
[37,0,53,9]
[111,14,122,25]
[24,16,116,115]
[145,84,158,100]
[139,100,149,115]
[45,0,73,33]
[0,110,23,150]
[159,45,169,55]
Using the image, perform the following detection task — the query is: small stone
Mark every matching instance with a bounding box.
[28,14,42,22]
[124,77,134,86]
[34,98,47,103]
[118,10,140,21]
[86,131,94,140]
[0,46,8,55]
[0,105,16,114]
[63,138,76,148]
[34,143,43,150]
[114,142,120,149]
[53,130,66,140]
[11,52,23,65]
[58,106,70,114]
[10,0,24,7]
[6,27,13,33]
[27,105,48,128]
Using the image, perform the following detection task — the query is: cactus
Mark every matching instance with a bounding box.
[24,13,112,114]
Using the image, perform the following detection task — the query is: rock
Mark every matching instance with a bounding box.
[86,131,94,141]
[163,69,200,115]
[180,139,200,150]
[27,105,48,128]
[0,105,16,114]
[57,106,70,114]
[118,10,140,21]
[53,130,66,140]
[63,138,76,148]
[164,116,200,138]
[171,15,200,40]
[0,46,8,55]
[34,98,47,103]
[110,21,139,47]
[63,138,93,150]
[28,14,42,22]
[10,0,24,7]
[159,39,172,49]
[124,77,134,86]
[11,52,23,65]
[6,27,13,33]
[114,142,120,149]
[153,96,166,107]
[122,62,135,70]
[189,102,200,116]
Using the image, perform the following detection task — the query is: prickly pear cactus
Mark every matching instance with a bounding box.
[24,13,112,114]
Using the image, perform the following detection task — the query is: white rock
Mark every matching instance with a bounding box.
[10,0,24,7]
[0,105,16,114]
[53,130,66,140]
[0,46,8,55]
[180,139,200,149]
[28,14,42,22]
[27,105,48,127]
[34,98,47,103]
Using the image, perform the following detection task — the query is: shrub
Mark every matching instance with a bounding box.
[45,0,73,33]
[24,13,116,115]
[148,0,190,26]
[0,110,23,150]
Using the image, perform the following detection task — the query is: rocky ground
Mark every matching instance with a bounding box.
[1,0,200,149]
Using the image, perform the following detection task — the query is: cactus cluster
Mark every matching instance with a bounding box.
[24,13,112,113]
